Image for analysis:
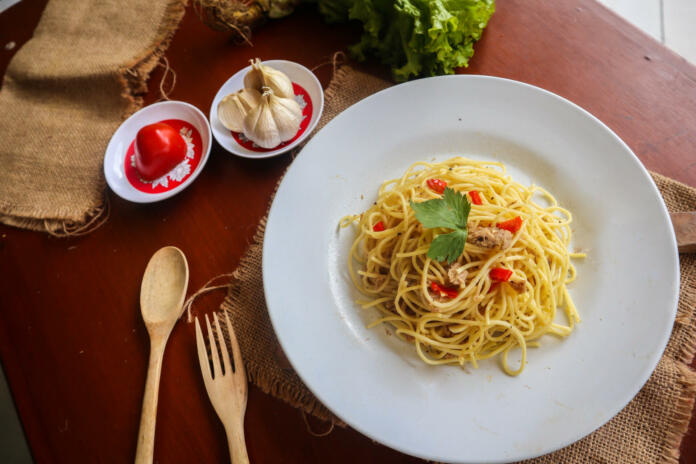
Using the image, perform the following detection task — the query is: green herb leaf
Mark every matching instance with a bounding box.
[427,229,468,263]
[410,187,471,264]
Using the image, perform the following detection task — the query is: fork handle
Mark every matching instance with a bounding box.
[225,419,249,464]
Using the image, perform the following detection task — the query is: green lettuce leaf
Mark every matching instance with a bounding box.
[317,0,495,81]
[317,0,356,23]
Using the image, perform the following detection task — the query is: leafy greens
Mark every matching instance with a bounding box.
[317,0,495,82]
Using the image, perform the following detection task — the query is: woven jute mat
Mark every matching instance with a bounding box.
[0,0,186,235]
[220,65,696,463]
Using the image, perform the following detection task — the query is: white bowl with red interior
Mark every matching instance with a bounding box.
[210,59,324,159]
[104,100,212,203]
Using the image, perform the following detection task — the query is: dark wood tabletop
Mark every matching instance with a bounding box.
[2,0,696,462]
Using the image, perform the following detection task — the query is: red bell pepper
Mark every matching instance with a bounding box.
[373,221,385,232]
[489,267,513,282]
[430,281,459,298]
[426,178,447,194]
[469,190,482,205]
[497,216,522,234]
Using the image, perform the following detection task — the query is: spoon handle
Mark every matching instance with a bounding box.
[135,337,167,464]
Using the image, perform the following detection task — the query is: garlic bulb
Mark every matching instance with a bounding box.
[217,88,262,132]
[244,58,295,99]
[243,87,302,149]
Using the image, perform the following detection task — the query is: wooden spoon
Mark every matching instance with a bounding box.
[671,212,696,253]
[135,247,189,464]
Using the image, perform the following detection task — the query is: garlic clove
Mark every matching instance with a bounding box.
[242,88,303,149]
[217,88,261,132]
[243,58,264,91]
[243,92,281,149]
[268,93,302,141]
[262,66,295,99]
[236,87,262,111]
[243,58,295,99]
[217,95,245,132]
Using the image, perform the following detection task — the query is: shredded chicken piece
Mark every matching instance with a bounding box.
[467,226,513,250]
[508,278,526,293]
[446,262,468,287]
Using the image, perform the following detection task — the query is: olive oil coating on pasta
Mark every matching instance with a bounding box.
[340,158,584,376]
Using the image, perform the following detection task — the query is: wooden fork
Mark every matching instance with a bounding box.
[195,313,249,464]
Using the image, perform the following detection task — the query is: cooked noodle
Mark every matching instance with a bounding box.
[340,157,584,376]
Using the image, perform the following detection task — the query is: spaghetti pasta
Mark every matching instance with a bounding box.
[341,157,584,376]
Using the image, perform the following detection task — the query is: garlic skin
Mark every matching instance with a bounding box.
[217,88,261,132]
[242,87,302,149]
[244,58,295,99]
[269,92,302,140]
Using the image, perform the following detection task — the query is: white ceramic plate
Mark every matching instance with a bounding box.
[209,60,324,158]
[263,76,679,463]
[104,101,211,203]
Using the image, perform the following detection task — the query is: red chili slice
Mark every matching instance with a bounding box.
[489,267,513,282]
[497,216,522,234]
[426,178,447,194]
[430,281,459,298]
[373,221,385,232]
[469,190,482,205]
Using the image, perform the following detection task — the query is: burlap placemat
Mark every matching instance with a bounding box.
[0,0,186,235]
[220,65,696,462]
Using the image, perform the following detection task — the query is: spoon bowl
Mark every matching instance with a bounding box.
[140,246,189,328]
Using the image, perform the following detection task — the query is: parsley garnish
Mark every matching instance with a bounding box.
[409,187,471,264]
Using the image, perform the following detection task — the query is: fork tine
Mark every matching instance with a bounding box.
[223,311,245,378]
[204,314,221,378]
[213,313,231,376]
[194,317,211,380]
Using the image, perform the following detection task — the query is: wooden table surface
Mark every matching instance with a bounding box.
[2,0,696,462]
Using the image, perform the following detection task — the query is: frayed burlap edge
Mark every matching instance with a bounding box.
[0,0,188,236]
[118,0,188,119]
[664,363,696,463]
[1,193,110,236]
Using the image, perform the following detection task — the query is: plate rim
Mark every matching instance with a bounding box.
[262,74,680,463]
